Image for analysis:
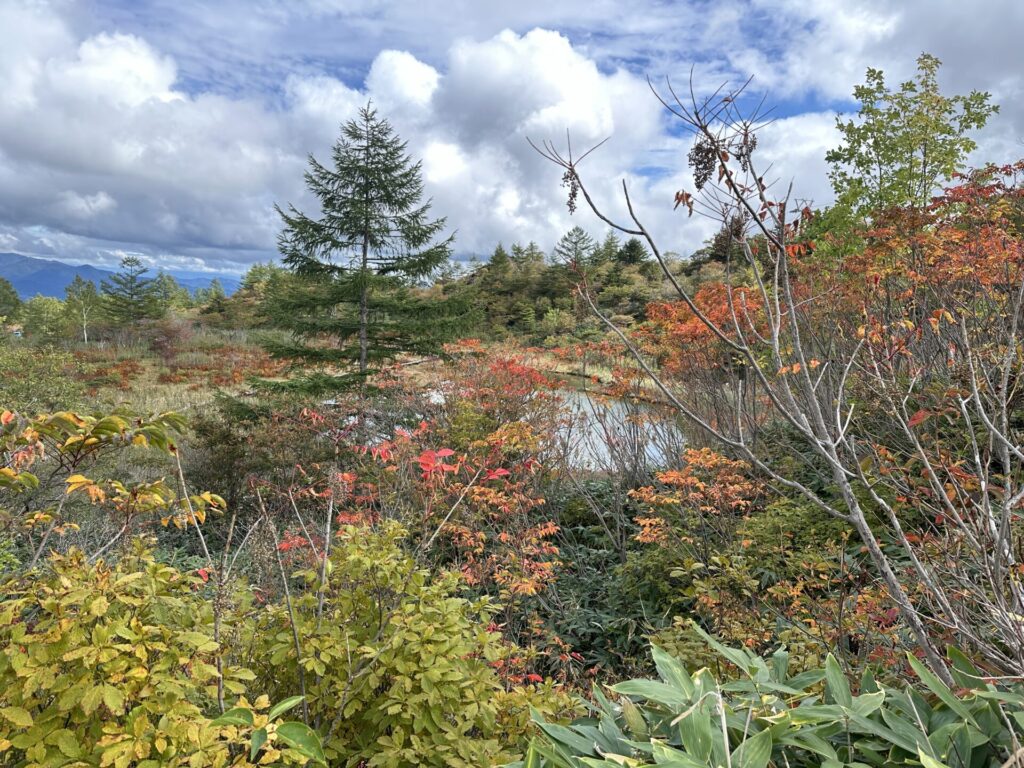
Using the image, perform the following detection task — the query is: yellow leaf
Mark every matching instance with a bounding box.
[89,596,109,617]
[0,707,32,728]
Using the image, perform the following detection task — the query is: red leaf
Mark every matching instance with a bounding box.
[908,409,930,428]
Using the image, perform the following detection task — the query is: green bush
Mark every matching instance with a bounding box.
[248,522,565,767]
[0,344,84,413]
[0,543,272,767]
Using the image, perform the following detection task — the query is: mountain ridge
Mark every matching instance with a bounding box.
[0,253,240,298]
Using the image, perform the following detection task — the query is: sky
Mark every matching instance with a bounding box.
[0,0,1021,276]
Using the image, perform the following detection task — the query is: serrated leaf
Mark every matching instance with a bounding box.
[0,707,32,728]
[101,685,124,714]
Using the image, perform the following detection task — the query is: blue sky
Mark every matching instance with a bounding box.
[0,0,1020,275]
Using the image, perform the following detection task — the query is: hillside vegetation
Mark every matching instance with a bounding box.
[4,55,1024,768]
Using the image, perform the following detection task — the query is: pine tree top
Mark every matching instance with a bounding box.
[276,104,452,280]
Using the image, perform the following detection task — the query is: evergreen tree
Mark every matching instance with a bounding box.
[272,104,458,386]
[101,256,161,326]
[616,237,649,265]
[153,272,190,312]
[240,263,284,298]
[593,231,621,265]
[0,278,21,323]
[511,242,546,266]
[552,226,595,266]
[487,243,511,275]
[198,279,229,317]
[64,276,101,343]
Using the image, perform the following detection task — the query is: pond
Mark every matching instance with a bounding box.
[555,386,686,471]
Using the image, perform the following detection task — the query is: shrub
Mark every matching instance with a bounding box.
[0,344,84,413]
[0,544,248,767]
[248,522,566,767]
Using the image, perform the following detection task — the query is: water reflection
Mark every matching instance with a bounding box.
[556,387,686,472]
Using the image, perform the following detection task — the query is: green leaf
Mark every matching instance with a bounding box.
[907,653,979,728]
[522,740,541,768]
[101,684,125,714]
[731,729,772,768]
[848,709,923,754]
[918,747,951,768]
[535,719,598,756]
[268,695,306,721]
[53,729,80,758]
[611,680,690,710]
[651,645,695,698]
[0,706,32,728]
[276,721,327,766]
[689,621,753,675]
[850,689,886,717]
[825,654,852,707]
[250,727,268,761]
[210,707,254,727]
[81,686,103,715]
[651,740,706,768]
[946,647,986,690]
[88,595,109,617]
[676,707,713,763]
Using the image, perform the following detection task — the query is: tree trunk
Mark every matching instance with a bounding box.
[359,232,369,375]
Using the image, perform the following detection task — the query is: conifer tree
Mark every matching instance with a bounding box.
[616,237,649,265]
[0,277,21,323]
[153,271,190,312]
[271,104,458,387]
[101,256,162,326]
[487,243,511,275]
[553,226,595,267]
[593,231,621,265]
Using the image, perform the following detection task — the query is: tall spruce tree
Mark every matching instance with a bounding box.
[593,231,621,265]
[101,256,161,326]
[271,104,457,387]
[553,226,595,266]
[616,237,649,265]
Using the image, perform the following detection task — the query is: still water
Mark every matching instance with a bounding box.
[556,387,686,470]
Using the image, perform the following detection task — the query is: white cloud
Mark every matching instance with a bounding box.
[0,0,1020,275]
[55,190,117,219]
[366,50,439,113]
[58,33,181,108]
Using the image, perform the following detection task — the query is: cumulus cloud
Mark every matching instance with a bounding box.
[0,0,1021,274]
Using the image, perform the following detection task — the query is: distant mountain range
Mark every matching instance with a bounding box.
[0,253,240,299]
